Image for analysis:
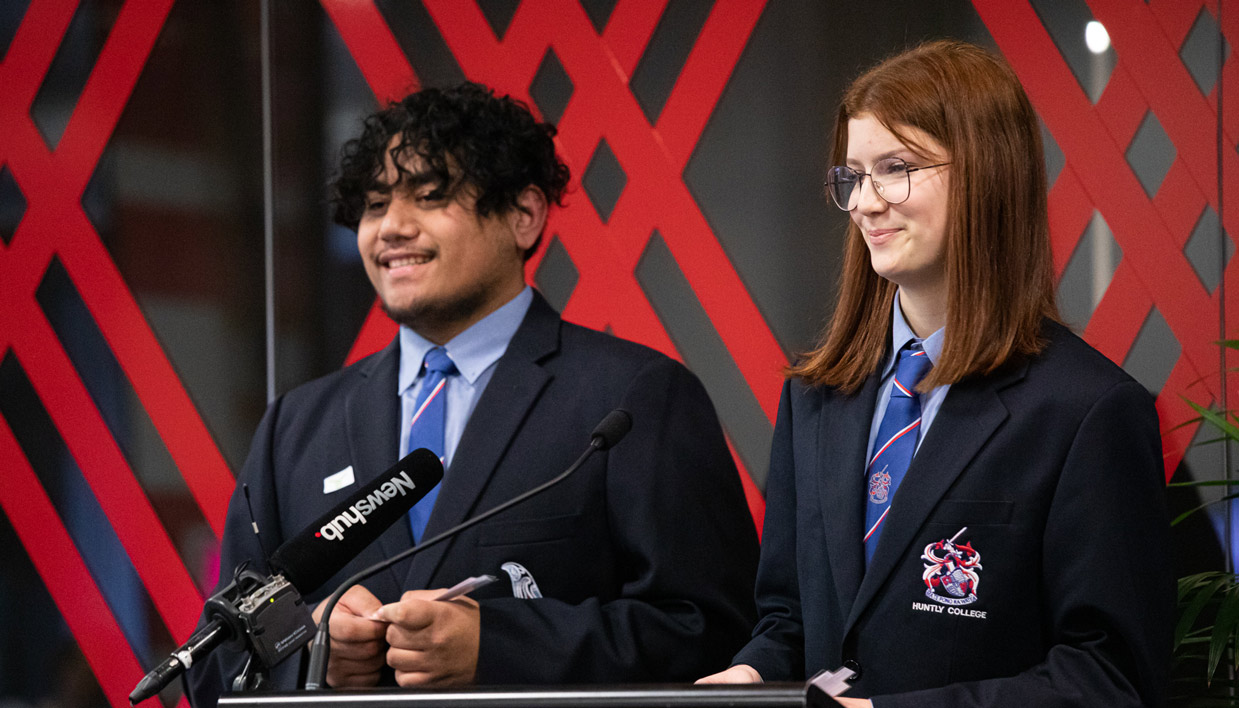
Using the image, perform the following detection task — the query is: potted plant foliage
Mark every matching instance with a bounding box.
[1170,349,1239,704]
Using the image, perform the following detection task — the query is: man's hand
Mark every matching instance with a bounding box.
[695,664,763,684]
[312,585,387,688]
[373,588,480,686]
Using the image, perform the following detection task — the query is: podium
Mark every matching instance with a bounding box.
[218,682,841,708]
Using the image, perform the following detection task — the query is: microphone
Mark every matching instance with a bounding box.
[129,618,230,706]
[129,450,444,705]
[304,408,633,690]
[269,448,445,594]
[590,408,632,451]
[129,569,306,705]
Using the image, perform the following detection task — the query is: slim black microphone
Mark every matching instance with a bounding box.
[129,619,230,705]
[304,408,633,690]
[129,450,444,705]
[590,408,632,451]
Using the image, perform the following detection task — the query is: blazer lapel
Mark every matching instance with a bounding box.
[341,337,414,597]
[818,375,880,623]
[844,361,1026,635]
[404,294,559,590]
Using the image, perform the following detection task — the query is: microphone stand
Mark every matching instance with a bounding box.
[304,427,620,690]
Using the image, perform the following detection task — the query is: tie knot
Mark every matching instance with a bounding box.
[891,342,932,398]
[423,347,457,376]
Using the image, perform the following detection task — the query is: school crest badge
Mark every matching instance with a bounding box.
[921,527,982,606]
[500,561,543,599]
[868,465,892,504]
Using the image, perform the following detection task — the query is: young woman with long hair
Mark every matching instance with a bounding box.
[700,40,1170,708]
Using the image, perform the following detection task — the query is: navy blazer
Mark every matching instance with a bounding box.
[186,294,758,706]
[732,321,1171,707]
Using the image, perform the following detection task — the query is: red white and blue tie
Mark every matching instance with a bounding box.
[864,341,932,565]
[406,347,456,543]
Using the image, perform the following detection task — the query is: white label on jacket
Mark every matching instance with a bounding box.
[323,465,355,494]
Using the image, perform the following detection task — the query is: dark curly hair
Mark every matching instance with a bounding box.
[329,82,571,259]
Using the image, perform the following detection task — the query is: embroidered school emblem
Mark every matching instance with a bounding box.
[921,527,982,607]
[500,561,543,599]
[868,466,892,504]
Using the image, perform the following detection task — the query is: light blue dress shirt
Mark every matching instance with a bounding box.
[865,291,950,465]
[397,286,534,470]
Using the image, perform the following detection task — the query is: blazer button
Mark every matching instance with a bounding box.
[843,659,862,681]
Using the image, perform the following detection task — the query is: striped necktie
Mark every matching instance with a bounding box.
[863,341,932,565]
[406,347,456,543]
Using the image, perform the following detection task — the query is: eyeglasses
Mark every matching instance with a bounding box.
[824,157,950,211]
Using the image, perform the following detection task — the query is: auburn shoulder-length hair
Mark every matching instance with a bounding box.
[790,40,1059,392]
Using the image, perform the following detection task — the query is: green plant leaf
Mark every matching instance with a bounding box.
[1167,480,1239,488]
[1184,399,1239,443]
[1181,572,1225,601]
[1177,574,1232,650]
[1172,492,1239,527]
[1207,584,1239,682]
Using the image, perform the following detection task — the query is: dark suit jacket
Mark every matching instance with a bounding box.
[186,294,758,706]
[732,321,1171,707]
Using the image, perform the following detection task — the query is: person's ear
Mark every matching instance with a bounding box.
[509,186,548,253]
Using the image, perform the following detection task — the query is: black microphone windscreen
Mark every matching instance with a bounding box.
[267,449,443,594]
[591,409,632,451]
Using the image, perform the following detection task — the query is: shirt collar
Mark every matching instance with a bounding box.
[881,289,945,378]
[398,286,534,394]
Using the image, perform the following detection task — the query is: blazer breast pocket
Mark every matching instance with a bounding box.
[477,512,583,547]
[927,499,1014,527]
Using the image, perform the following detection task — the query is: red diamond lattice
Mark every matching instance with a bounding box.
[5,2,1225,703]
[975,0,1235,479]
[0,1,236,704]
[323,0,778,522]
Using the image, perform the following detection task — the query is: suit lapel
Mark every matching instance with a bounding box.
[844,361,1026,635]
[341,337,414,596]
[818,375,880,623]
[404,295,559,590]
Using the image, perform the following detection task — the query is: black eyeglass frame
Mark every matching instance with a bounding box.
[824,157,951,211]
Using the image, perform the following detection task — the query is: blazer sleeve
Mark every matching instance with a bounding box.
[731,379,806,680]
[473,356,760,682]
[184,397,304,708]
[873,379,1172,708]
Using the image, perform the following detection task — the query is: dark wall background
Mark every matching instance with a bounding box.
[0,1,1231,706]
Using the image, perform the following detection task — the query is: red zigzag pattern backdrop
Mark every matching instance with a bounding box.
[976,0,1234,477]
[0,1,1227,705]
[330,0,777,523]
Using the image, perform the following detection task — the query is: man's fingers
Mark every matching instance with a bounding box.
[327,611,388,643]
[325,642,386,689]
[387,647,441,685]
[314,584,383,624]
[338,585,384,616]
[372,597,436,630]
[330,654,384,675]
[326,666,383,689]
[381,597,479,686]
[393,669,436,688]
[329,635,385,657]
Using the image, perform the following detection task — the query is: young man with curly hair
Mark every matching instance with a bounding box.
[185,82,758,706]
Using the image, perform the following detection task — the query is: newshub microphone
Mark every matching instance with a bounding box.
[128,449,443,705]
[268,448,444,593]
[304,408,633,690]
